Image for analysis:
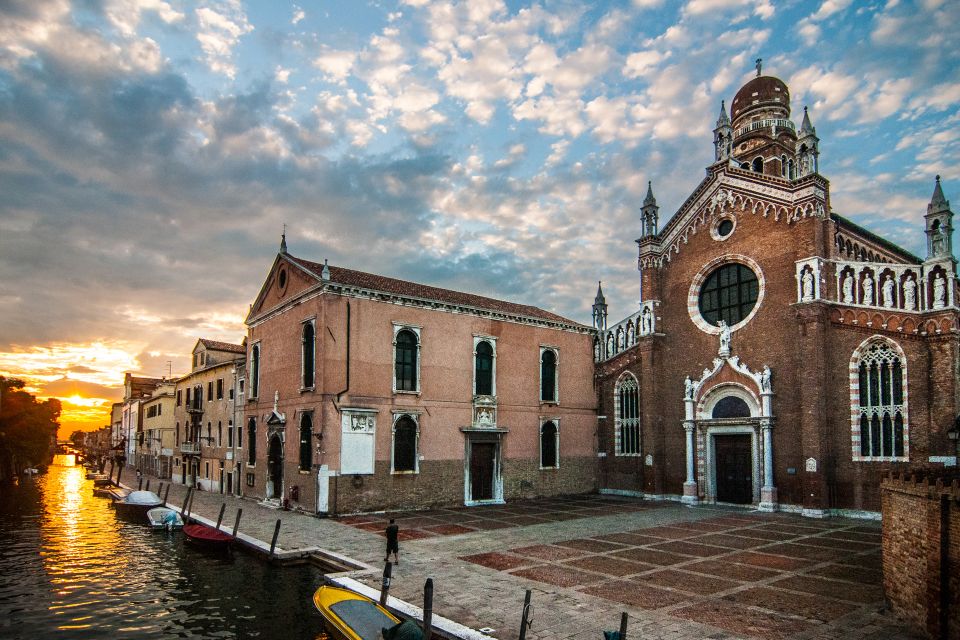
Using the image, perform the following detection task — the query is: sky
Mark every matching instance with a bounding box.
[0,0,957,438]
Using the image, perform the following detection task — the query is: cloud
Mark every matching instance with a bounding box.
[195,1,253,78]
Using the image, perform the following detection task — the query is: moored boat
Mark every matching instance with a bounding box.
[113,490,163,521]
[183,522,235,550]
[147,507,184,530]
[313,585,414,640]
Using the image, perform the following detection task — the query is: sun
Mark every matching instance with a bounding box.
[65,394,102,408]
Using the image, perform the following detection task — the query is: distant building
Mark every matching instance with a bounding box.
[138,381,176,479]
[243,241,596,514]
[593,68,958,516]
[172,339,245,493]
[120,373,163,470]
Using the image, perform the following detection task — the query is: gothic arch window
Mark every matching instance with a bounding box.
[299,412,312,471]
[475,340,494,396]
[392,414,418,473]
[247,418,257,465]
[780,155,787,177]
[615,374,641,456]
[540,420,559,469]
[752,157,763,173]
[394,327,420,393]
[301,320,315,389]
[250,343,260,399]
[540,347,558,403]
[851,339,908,461]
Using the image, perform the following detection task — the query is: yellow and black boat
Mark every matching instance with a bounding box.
[314,585,425,640]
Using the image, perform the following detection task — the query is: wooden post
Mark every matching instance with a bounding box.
[116,464,123,486]
[379,561,393,606]
[215,504,226,530]
[183,488,193,518]
[269,519,282,556]
[422,578,433,639]
[618,612,628,640]
[518,589,532,640]
[145,479,150,492]
[232,509,243,538]
[137,475,143,490]
[163,483,171,506]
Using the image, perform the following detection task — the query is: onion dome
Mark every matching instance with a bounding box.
[730,75,791,123]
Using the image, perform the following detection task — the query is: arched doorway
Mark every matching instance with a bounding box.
[267,435,283,500]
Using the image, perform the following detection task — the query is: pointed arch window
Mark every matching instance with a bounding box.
[299,412,312,471]
[250,343,260,399]
[540,347,558,403]
[852,340,907,460]
[302,320,315,389]
[540,420,559,469]
[615,374,641,456]
[393,326,420,393]
[392,414,418,473]
[247,418,257,465]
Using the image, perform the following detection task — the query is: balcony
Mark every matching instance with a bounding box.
[186,404,203,414]
[180,442,201,455]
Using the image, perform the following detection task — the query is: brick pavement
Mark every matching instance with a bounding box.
[142,478,922,640]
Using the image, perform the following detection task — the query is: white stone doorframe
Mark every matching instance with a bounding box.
[681,355,777,511]
[460,427,507,506]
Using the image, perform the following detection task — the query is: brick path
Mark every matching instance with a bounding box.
[141,478,922,640]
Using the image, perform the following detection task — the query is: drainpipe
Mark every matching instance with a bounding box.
[335,300,351,403]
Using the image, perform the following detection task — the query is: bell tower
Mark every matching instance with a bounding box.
[641,181,659,237]
[796,107,820,178]
[713,101,732,163]
[592,281,608,331]
[925,176,954,260]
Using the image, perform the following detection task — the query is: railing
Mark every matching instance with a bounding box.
[180,442,201,455]
[734,118,795,139]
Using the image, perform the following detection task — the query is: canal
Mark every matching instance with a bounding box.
[0,458,325,639]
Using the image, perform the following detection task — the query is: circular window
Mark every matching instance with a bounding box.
[698,263,759,326]
[717,219,734,237]
[278,268,287,290]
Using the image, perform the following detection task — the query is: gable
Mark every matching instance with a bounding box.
[246,254,321,322]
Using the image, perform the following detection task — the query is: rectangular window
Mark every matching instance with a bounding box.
[216,378,223,400]
[157,404,161,416]
[207,382,213,401]
[176,390,182,406]
[186,388,191,406]
[204,461,210,478]
[246,472,255,487]
[228,421,234,448]
[229,388,234,400]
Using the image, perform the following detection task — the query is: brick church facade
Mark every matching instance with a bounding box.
[240,68,957,517]
[594,69,958,517]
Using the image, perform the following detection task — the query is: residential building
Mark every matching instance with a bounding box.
[138,381,176,479]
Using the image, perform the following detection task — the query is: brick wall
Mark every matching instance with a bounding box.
[881,473,960,639]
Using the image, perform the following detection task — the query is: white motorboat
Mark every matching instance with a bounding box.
[146,507,184,530]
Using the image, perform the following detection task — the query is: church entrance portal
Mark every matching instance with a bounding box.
[714,434,753,503]
[267,435,283,500]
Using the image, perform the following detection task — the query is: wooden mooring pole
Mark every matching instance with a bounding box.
[215,504,226,530]
[518,589,532,640]
[115,464,123,486]
[379,561,393,606]
[232,509,243,538]
[163,483,171,506]
[269,519,282,557]
[618,612,628,640]
[183,488,194,519]
[422,578,434,639]
[145,479,150,492]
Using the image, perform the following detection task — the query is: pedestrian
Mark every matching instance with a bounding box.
[136,468,142,482]
[384,518,399,565]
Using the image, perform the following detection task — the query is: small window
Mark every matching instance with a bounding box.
[207,382,213,401]
[157,404,162,416]
[186,388,191,406]
[393,415,418,473]
[540,348,557,403]
[475,340,494,396]
[250,344,260,399]
[227,421,234,448]
[216,378,223,399]
[175,422,180,447]
[394,329,418,392]
[217,421,222,447]
[176,390,182,406]
[712,396,751,419]
[299,413,312,471]
[716,219,734,238]
[278,268,287,290]
[540,421,559,469]
[246,472,255,487]
[752,157,763,172]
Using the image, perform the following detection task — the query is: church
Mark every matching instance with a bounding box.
[593,66,958,517]
[238,66,957,518]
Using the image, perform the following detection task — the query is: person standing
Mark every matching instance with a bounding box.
[384,518,399,565]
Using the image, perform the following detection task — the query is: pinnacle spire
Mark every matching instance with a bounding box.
[280,230,288,254]
[594,280,605,305]
[643,181,657,206]
[931,175,947,209]
[716,100,730,127]
[800,106,815,135]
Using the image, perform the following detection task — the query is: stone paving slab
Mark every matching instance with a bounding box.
[135,477,924,640]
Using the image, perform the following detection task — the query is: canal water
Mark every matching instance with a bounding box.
[0,458,325,639]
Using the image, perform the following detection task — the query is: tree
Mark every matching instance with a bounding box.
[69,430,86,448]
[0,376,61,480]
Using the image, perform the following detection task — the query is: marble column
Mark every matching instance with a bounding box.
[682,419,698,504]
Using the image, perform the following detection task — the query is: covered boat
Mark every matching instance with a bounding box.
[113,490,163,521]
[147,507,184,530]
[313,585,421,640]
[183,522,235,550]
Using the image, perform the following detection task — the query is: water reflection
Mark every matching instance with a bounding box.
[1,463,324,639]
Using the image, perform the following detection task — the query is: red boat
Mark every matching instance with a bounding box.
[183,523,235,551]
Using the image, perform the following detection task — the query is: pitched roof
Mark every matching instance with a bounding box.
[198,338,245,354]
[831,213,921,264]
[289,255,584,327]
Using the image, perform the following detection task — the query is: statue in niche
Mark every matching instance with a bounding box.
[934,273,947,308]
[842,273,854,303]
[934,226,946,256]
[717,320,731,356]
[684,376,694,400]
[593,340,600,361]
[882,275,895,308]
[626,322,635,344]
[607,333,615,355]
[862,273,874,306]
[760,365,772,392]
[617,329,625,349]
[801,269,814,301]
[641,307,652,335]
[903,277,917,310]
